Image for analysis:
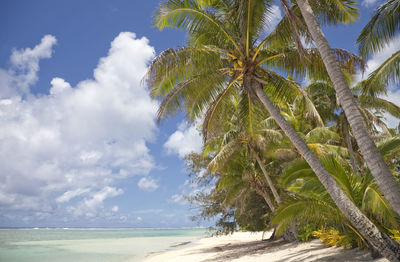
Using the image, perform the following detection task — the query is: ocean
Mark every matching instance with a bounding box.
[0,228,207,262]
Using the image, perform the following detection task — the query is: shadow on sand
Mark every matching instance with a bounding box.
[185,239,384,262]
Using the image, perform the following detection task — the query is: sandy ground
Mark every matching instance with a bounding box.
[142,232,388,262]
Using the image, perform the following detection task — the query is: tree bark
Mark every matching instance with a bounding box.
[249,145,282,204]
[283,223,298,242]
[262,227,277,241]
[252,80,400,261]
[343,115,358,173]
[295,0,400,219]
[259,189,275,212]
[251,174,276,212]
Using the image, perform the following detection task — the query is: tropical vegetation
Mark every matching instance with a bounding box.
[147,0,400,261]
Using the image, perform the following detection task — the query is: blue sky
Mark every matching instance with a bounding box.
[0,0,399,228]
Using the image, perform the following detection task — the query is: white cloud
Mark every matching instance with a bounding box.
[168,194,187,205]
[0,32,158,221]
[362,0,378,7]
[56,188,91,203]
[50,77,71,95]
[66,187,123,217]
[137,177,159,192]
[0,35,57,97]
[111,205,119,212]
[164,121,202,158]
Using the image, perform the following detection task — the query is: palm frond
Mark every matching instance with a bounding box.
[313,0,359,25]
[208,140,239,171]
[305,127,340,144]
[377,136,400,157]
[271,198,344,236]
[307,143,349,158]
[281,159,315,186]
[359,95,400,119]
[146,46,223,93]
[362,182,399,228]
[362,50,400,90]
[202,75,242,142]
[357,0,400,57]
[260,129,283,143]
[155,0,242,53]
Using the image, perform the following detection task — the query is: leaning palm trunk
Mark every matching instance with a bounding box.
[250,173,276,212]
[249,145,282,204]
[251,79,400,261]
[296,0,400,219]
[258,189,275,212]
[343,116,358,173]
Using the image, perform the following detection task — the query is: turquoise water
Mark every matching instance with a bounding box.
[0,228,207,262]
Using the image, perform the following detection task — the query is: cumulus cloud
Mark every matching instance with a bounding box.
[0,35,57,97]
[137,177,159,192]
[56,188,91,203]
[50,77,71,95]
[66,187,123,217]
[164,121,202,158]
[0,32,158,222]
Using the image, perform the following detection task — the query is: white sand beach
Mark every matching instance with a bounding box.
[143,232,388,262]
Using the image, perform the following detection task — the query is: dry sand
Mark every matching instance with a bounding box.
[143,231,388,262]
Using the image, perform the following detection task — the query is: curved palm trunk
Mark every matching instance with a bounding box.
[251,80,400,261]
[249,145,282,204]
[251,175,278,241]
[259,190,275,212]
[343,115,358,173]
[295,0,400,219]
[262,227,277,241]
[251,175,276,212]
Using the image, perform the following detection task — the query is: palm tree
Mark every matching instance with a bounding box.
[147,0,400,259]
[295,0,400,225]
[273,138,400,250]
[357,0,400,122]
[204,90,283,209]
[357,0,400,59]
[187,150,273,234]
[204,92,315,238]
[306,79,400,173]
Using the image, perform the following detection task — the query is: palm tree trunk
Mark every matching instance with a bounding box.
[255,182,276,212]
[259,190,275,212]
[249,145,282,204]
[295,0,400,219]
[283,223,298,242]
[251,80,400,261]
[262,227,277,241]
[251,173,276,212]
[343,115,358,173]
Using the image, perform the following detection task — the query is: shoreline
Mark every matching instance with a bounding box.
[142,231,388,262]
